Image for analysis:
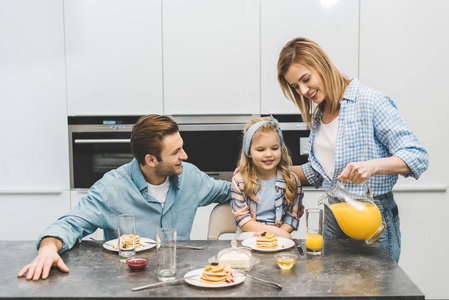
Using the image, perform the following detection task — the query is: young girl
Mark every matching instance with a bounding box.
[231,115,304,240]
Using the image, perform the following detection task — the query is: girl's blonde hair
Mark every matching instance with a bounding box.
[238,116,297,205]
[277,37,350,129]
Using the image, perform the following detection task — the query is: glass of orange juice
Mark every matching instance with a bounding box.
[305,208,323,255]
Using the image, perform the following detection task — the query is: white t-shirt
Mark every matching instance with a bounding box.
[313,116,339,179]
[147,177,170,207]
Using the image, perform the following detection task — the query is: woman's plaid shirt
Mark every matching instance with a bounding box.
[302,78,429,196]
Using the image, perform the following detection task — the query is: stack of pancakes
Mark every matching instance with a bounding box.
[119,234,140,249]
[200,264,235,284]
[256,232,278,249]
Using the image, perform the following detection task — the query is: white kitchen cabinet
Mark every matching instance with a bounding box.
[261,0,359,114]
[0,192,71,240]
[163,0,260,115]
[65,0,163,116]
[359,0,448,190]
[0,0,69,190]
[0,0,70,240]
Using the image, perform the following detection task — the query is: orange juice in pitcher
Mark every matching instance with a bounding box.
[329,202,382,241]
[318,181,386,244]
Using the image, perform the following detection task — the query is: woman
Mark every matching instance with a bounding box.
[277,37,428,262]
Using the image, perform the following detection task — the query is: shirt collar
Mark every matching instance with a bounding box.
[342,77,360,103]
[130,158,182,191]
[130,158,148,192]
[172,167,181,189]
[274,171,286,189]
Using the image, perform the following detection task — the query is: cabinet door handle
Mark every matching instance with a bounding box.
[74,139,130,144]
[0,189,63,195]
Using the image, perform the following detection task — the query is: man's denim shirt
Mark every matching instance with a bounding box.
[37,159,231,253]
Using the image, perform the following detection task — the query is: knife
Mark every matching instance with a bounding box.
[293,239,304,255]
[132,273,198,291]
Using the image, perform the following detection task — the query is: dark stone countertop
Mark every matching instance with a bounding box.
[0,239,424,299]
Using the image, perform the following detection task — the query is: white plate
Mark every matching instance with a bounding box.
[102,238,156,252]
[241,237,295,252]
[184,268,245,288]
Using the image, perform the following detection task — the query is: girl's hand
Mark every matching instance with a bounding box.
[252,227,291,239]
[252,230,266,237]
[337,161,375,185]
[272,228,292,239]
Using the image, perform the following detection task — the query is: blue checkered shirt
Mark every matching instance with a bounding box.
[302,78,429,196]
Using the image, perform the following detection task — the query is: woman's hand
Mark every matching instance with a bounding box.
[337,157,412,185]
[337,161,375,185]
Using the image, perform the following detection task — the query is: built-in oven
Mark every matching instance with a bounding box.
[69,115,310,189]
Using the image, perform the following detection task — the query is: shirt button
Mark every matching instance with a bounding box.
[145,189,148,193]
[276,207,279,210]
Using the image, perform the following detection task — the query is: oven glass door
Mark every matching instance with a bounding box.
[181,130,242,174]
[282,130,310,165]
[72,132,133,188]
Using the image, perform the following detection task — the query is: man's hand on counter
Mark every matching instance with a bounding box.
[17,237,69,281]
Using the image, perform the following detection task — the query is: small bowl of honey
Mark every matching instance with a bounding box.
[275,253,298,270]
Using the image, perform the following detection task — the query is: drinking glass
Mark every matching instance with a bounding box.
[118,214,136,261]
[156,228,177,281]
[305,208,323,255]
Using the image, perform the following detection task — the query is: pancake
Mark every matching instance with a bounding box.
[118,234,140,249]
[200,264,235,284]
[256,232,278,249]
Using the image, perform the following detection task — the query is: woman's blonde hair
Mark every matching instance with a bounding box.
[277,37,350,129]
[238,116,297,205]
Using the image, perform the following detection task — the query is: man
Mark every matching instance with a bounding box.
[18,114,231,281]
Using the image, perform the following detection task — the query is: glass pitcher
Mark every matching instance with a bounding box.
[318,180,386,244]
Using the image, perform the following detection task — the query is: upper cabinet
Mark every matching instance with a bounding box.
[260,0,359,114]
[163,0,260,115]
[359,0,449,188]
[0,0,69,190]
[65,0,163,116]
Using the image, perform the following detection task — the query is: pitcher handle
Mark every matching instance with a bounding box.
[340,179,373,199]
[362,181,373,199]
[338,179,373,199]
[317,180,373,206]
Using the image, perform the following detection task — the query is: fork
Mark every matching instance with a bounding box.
[238,270,282,289]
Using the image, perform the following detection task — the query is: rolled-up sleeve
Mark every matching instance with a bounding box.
[374,95,429,179]
[301,162,323,188]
